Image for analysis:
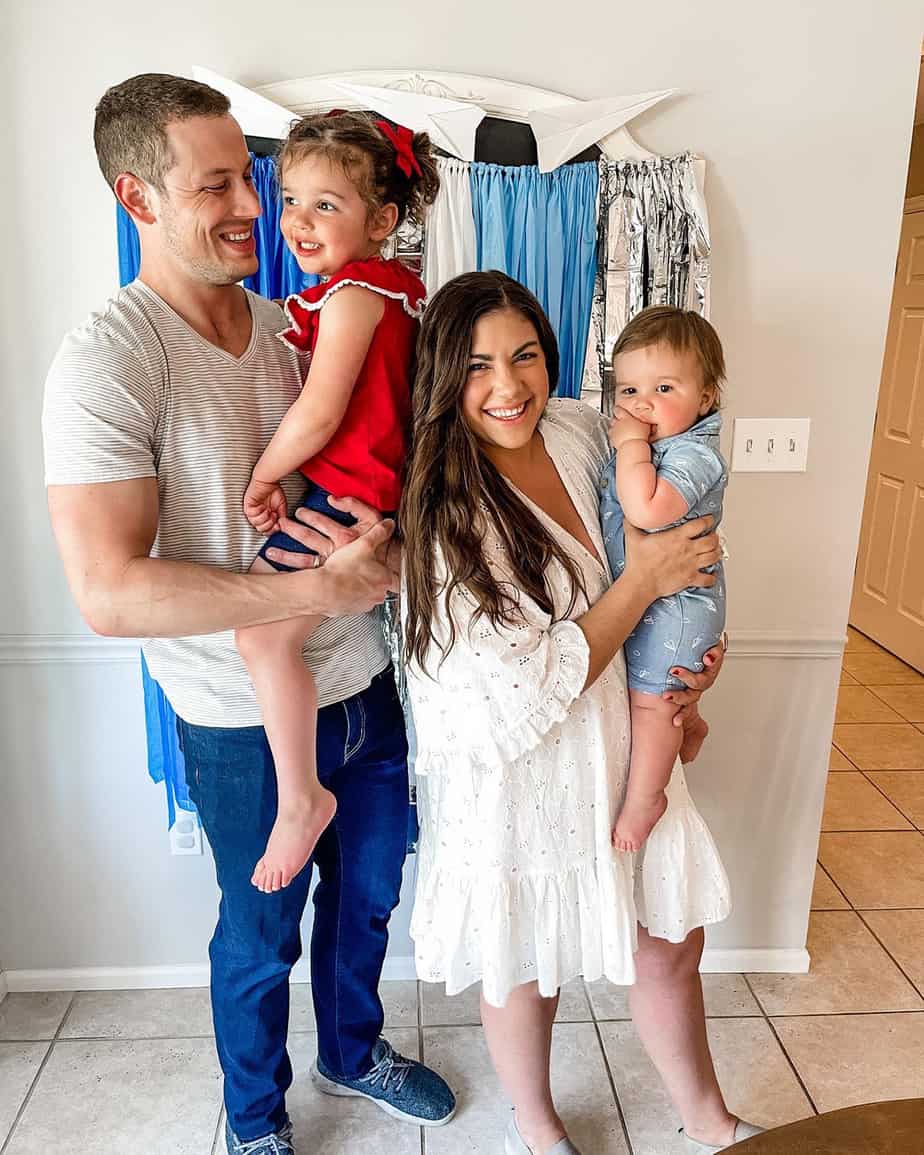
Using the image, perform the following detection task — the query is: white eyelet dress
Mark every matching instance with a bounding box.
[406,398,731,1008]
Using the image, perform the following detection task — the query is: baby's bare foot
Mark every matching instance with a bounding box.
[252,787,337,893]
[612,791,668,853]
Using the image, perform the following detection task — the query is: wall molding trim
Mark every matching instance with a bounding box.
[0,635,140,665]
[0,971,8,1003]
[0,632,844,667]
[726,632,844,660]
[3,948,807,993]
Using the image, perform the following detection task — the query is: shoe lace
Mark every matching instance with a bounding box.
[236,1122,295,1155]
[360,1044,413,1093]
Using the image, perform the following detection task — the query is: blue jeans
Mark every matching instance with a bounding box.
[177,668,409,1141]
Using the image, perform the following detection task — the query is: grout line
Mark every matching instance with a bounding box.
[417,982,425,1155]
[858,770,921,831]
[0,991,77,1154]
[819,827,920,833]
[812,860,852,910]
[759,1009,924,1019]
[586,988,635,1155]
[855,912,924,1001]
[863,684,920,725]
[741,972,820,1118]
[211,1106,225,1155]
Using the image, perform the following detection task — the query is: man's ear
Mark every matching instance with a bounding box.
[113,172,158,226]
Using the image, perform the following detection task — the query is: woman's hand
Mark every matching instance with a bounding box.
[624,516,720,602]
[609,406,653,450]
[662,640,726,761]
[243,478,288,535]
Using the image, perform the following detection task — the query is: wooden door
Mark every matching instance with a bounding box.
[850,206,924,672]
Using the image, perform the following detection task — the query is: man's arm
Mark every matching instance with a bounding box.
[48,477,397,638]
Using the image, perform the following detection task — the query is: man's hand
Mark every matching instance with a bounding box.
[263,497,399,616]
[609,406,653,450]
[263,495,387,569]
[243,477,287,535]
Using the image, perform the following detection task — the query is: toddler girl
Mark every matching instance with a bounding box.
[236,111,439,892]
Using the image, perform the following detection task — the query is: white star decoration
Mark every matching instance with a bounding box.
[193,68,677,170]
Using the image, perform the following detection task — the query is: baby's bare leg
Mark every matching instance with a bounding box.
[612,690,680,853]
[235,555,336,894]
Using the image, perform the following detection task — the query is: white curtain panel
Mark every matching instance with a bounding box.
[423,157,477,293]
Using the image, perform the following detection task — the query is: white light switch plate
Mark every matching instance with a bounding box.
[731,418,810,472]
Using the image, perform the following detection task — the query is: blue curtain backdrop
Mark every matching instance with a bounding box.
[469,160,599,398]
[117,154,314,826]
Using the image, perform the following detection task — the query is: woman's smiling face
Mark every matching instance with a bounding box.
[461,308,551,456]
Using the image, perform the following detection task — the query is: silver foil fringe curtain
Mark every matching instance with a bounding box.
[582,153,711,412]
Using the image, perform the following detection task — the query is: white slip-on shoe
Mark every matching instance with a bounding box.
[682,1118,766,1152]
[504,1115,582,1154]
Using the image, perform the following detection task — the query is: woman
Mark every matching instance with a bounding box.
[401,272,762,1154]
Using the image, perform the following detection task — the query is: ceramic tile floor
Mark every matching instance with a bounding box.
[2,627,923,1153]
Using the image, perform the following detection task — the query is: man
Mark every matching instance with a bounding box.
[42,73,454,1155]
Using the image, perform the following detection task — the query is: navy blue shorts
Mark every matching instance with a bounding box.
[257,479,394,573]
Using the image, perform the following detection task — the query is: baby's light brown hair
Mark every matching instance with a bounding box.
[610,305,725,413]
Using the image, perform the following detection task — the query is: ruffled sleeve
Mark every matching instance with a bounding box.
[405,551,591,777]
[276,257,426,351]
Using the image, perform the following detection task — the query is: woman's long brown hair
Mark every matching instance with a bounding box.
[401,271,585,670]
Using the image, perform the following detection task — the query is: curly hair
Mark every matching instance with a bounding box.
[401,271,586,670]
[277,110,440,229]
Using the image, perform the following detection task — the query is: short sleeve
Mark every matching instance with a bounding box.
[406,562,591,777]
[655,440,726,514]
[43,325,160,486]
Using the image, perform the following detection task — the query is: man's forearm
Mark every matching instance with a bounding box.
[87,555,332,638]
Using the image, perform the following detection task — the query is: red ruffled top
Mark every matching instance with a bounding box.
[277,257,426,512]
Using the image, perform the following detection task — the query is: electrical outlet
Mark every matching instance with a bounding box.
[169,812,203,855]
[731,418,810,472]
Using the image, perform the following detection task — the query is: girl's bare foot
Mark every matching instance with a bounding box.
[251,785,337,892]
[612,789,668,853]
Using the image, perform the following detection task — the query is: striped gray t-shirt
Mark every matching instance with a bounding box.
[42,280,388,727]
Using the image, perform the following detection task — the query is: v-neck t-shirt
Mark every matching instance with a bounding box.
[42,280,388,726]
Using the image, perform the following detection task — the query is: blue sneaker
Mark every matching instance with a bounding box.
[311,1037,456,1126]
[225,1118,295,1154]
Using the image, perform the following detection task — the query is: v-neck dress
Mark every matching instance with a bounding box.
[405,398,731,1007]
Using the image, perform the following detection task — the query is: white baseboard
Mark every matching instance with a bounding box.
[4,949,806,992]
[0,970,8,1002]
[701,948,810,973]
[3,956,419,993]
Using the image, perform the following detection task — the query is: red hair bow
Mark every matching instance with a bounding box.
[375,119,423,179]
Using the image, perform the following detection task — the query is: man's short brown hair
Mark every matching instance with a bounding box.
[93,73,231,191]
[610,305,726,409]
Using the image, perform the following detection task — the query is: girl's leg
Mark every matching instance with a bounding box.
[612,691,680,852]
[480,982,566,1154]
[630,926,737,1147]
[235,556,336,894]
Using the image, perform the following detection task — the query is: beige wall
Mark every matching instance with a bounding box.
[1,1,922,981]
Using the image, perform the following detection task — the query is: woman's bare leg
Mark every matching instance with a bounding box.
[630,926,736,1146]
[480,982,567,1153]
